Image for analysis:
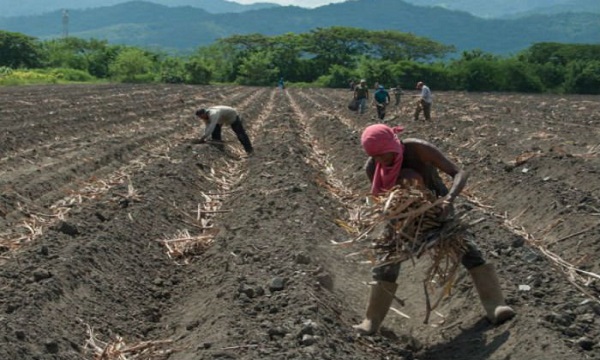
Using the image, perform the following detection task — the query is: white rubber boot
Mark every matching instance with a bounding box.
[469,263,516,324]
[353,281,398,335]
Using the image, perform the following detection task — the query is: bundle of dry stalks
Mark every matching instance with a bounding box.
[85,324,174,359]
[352,186,469,322]
[160,229,217,264]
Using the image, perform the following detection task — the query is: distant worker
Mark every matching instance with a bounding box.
[278,77,285,90]
[194,106,253,155]
[414,81,432,121]
[391,84,404,106]
[354,79,369,115]
[373,85,391,121]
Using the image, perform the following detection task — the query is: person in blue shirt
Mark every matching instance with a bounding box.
[373,85,391,121]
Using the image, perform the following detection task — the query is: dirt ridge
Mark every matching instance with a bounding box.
[0,85,598,360]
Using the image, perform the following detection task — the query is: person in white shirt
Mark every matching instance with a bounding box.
[414,81,433,121]
[195,106,253,154]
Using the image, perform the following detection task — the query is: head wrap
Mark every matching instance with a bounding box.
[361,124,405,195]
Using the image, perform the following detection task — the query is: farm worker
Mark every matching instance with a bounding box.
[391,84,403,106]
[353,124,515,335]
[354,79,369,115]
[414,81,432,121]
[195,106,254,155]
[278,77,285,90]
[349,79,356,91]
[373,85,391,121]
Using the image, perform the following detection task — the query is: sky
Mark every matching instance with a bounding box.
[233,0,348,8]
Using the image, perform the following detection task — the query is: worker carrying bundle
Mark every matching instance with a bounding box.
[349,124,515,335]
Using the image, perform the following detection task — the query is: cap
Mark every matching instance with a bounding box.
[416,81,424,88]
[195,108,207,116]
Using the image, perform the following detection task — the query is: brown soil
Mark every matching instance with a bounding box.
[0,84,599,360]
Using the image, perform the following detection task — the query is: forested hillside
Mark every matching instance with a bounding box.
[0,0,279,18]
[0,0,599,55]
[504,0,600,18]
[3,0,598,19]
[402,0,600,18]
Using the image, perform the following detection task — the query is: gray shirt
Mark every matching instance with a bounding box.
[203,106,240,137]
[420,85,432,104]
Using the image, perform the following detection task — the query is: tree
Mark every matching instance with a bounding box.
[366,30,455,62]
[499,59,544,93]
[184,58,211,85]
[41,38,90,71]
[315,64,357,88]
[448,50,501,91]
[236,51,279,86]
[523,42,600,65]
[302,27,369,72]
[564,60,600,94]
[86,40,120,79]
[41,38,121,79]
[194,43,238,83]
[267,33,305,82]
[356,57,396,88]
[109,48,155,83]
[160,57,186,83]
[0,31,41,68]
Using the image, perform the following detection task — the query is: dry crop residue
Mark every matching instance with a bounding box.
[0,84,599,359]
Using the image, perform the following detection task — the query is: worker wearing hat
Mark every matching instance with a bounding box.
[354,79,370,115]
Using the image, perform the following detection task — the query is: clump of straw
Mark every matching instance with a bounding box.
[352,185,469,323]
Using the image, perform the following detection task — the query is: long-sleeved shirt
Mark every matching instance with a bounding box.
[203,106,240,137]
[420,85,433,104]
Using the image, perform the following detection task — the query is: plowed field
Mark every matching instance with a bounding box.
[1,84,599,360]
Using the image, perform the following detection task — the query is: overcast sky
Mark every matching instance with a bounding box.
[234,0,348,8]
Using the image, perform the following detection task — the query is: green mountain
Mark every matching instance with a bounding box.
[401,0,600,18]
[0,0,598,55]
[0,0,280,18]
[504,0,600,18]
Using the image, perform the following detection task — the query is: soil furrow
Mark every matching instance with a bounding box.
[0,85,598,360]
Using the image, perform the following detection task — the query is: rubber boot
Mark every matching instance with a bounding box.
[469,263,516,324]
[353,281,398,335]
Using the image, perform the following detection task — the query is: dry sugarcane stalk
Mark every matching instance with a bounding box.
[351,185,468,322]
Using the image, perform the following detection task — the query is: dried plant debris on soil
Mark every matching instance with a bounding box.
[0,84,599,360]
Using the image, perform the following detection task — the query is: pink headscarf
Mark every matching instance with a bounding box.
[361,124,405,195]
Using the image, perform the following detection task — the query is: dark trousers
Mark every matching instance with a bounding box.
[211,117,253,154]
[376,103,387,120]
[371,236,486,282]
[414,100,432,121]
[394,94,401,106]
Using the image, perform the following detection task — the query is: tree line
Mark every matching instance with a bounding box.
[1,27,599,94]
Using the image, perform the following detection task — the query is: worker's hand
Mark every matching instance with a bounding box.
[438,198,454,221]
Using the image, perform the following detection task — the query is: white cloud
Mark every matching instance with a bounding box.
[234,0,348,8]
